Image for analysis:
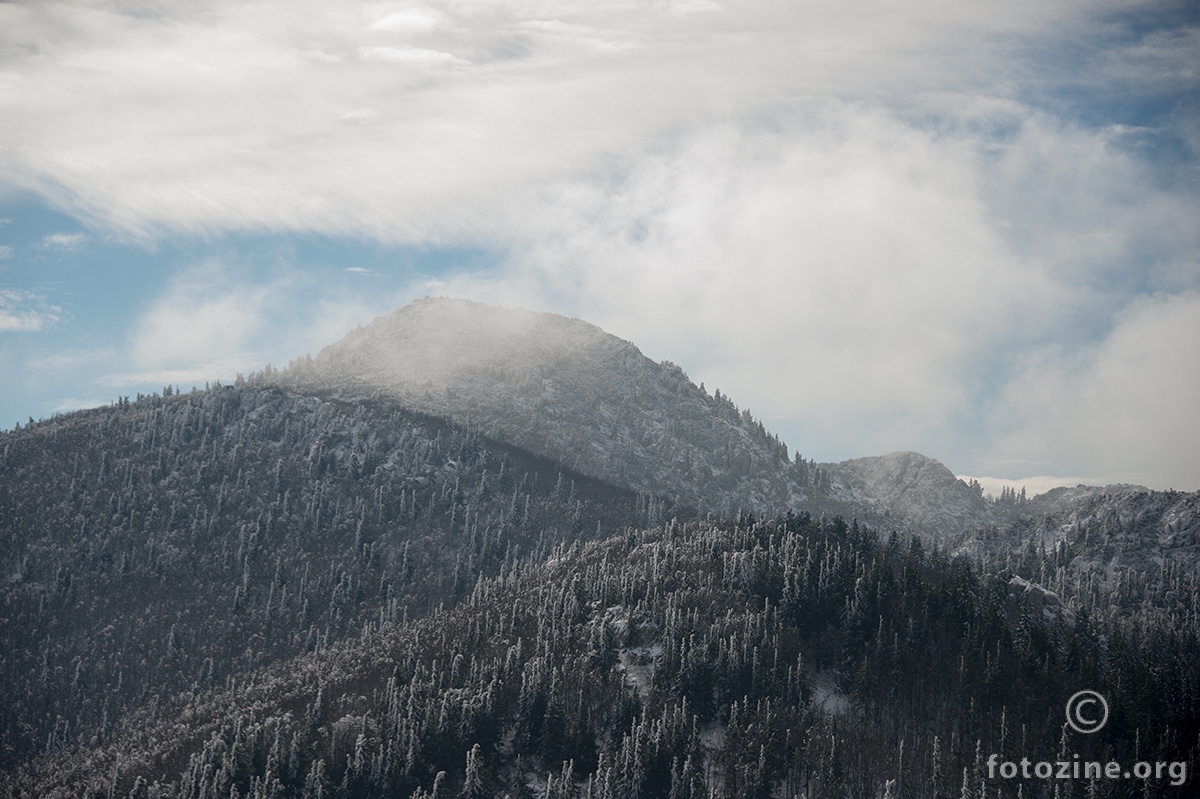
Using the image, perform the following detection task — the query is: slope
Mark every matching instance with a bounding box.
[16,514,1199,798]
[279,297,816,518]
[824,451,994,540]
[0,383,649,774]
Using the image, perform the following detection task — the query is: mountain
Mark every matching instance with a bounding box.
[824,451,993,540]
[3,297,1199,798]
[278,298,1012,536]
[280,298,1170,543]
[0,385,648,776]
[279,297,812,518]
[12,512,1199,799]
[953,484,1200,574]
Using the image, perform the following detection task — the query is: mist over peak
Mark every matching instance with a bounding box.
[281,297,812,517]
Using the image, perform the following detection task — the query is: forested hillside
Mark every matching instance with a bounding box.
[3,300,1199,798]
[0,383,652,776]
[12,513,1198,798]
[953,486,1200,575]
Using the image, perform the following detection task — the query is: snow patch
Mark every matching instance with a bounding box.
[617,644,662,700]
[811,670,849,716]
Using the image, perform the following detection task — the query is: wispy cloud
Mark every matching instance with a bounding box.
[109,259,409,388]
[122,260,273,382]
[0,245,13,260]
[47,396,114,415]
[434,107,1199,485]
[42,232,87,249]
[955,474,1107,499]
[26,346,117,372]
[0,289,61,332]
[994,291,1200,490]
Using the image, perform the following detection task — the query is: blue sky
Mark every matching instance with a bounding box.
[2,0,1198,493]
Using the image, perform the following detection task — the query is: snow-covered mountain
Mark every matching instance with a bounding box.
[281,297,813,517]
[279,297,1197,548]
[823,451,994,540]
[8,302,1200,798]
[955,484,1200,573]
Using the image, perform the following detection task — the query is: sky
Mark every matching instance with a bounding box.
[1,0,1198,493]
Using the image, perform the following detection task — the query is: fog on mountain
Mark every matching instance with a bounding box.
[1,298,1196,798]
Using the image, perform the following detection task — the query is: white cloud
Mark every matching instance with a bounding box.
[0,289,61,331]
[994,292,1200,490]
[113,259,414,387]
[122,261,273,382]
[368,6,446,35]
[47,396,113,414]
[337,107,380,121]
[0,245,12,259]
[511,116,1018,445]
[43,232,87,249]
[956,474,1107,499]
[357,46,468,66]
[431,105,1197,483]
[26,346,117,372]
[0,0,1157,242]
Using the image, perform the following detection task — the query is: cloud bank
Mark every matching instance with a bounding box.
[1,0,1197,488]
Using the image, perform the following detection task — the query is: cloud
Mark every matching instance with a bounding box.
[510,116,1018,437]
[0,245,12,259]
[356,46,468,67]
[113,259,413,388]
[369,6,445,36]
[337,107,380,121]
[994,292,1200,490]
[430,104,1197,482]
[122,261,272,379]
[25,346,117,373]
[0,0,1167,242]
[47,396,114,415]
[955,474,1107,499]
[42,232,87,249]
[0,289,61,331]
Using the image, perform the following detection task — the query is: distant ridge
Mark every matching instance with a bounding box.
[825,451,992,540]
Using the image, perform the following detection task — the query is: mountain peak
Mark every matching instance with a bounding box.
[828,450,992,538]
[319,298,635,384]
[282,297,803,514]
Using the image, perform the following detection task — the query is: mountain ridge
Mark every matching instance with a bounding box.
[281,297,1164,541]
[280,297,816,519]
